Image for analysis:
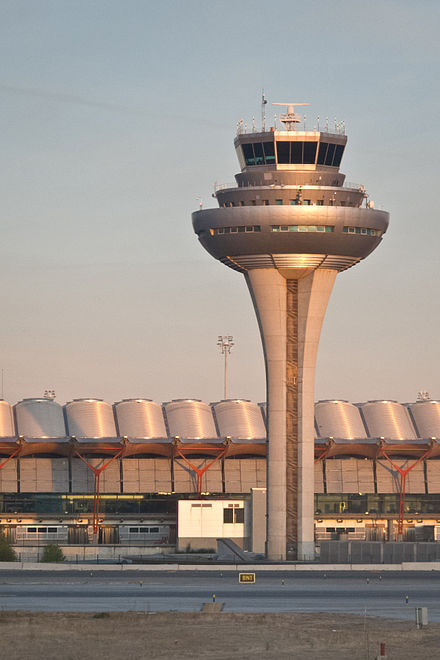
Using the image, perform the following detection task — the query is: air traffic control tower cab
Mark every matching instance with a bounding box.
[193,101,388,273]
[192,99,389,561]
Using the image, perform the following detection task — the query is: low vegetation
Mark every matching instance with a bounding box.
[0,531,16,561]
[41,544,65,563]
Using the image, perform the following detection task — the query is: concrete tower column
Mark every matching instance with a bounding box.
[246,268,337,560]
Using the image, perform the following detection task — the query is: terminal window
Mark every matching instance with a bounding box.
[223,506,244,523]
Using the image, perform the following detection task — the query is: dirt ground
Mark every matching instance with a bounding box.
[0,610,439,659]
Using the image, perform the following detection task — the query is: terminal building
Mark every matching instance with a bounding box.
[0,395,440,557]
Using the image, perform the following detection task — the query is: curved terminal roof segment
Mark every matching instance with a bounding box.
[409,400,440,439]
[315,400,367,439]
[15,398,66,438]
[65,399,117,439]
[164,400,218,440]
[114,399,167,439]
[0,400,15,437]
[360,401,417,440]
[213,400,266,439]
[0,397,435,449]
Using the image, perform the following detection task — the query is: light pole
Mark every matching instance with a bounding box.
[217,335,234,400]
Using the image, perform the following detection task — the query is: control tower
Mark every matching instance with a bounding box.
[192,99,389,560]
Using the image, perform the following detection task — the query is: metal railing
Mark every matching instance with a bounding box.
[214,181,365,193]
[237,118,346,136]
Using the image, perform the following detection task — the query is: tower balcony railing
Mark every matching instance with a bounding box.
[214,181,365,193]
[236,122,346,136]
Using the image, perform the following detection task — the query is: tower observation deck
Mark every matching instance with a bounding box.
[192,100,389,560]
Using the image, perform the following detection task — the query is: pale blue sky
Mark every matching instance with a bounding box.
[0,0,439,405]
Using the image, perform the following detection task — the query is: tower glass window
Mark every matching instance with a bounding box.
[333,144,345,167]
[303,142,317,164]
[290,141,303,164]
[254,142,264,165]
[263,141,275,164]
[325,143,336,166]
[276,141,290,164]
[242,143,255,166]
[317,142,328,165]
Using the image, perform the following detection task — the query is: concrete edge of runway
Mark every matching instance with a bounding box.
[0,561,440,572]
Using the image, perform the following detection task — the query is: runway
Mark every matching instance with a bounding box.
[0,570,438,619]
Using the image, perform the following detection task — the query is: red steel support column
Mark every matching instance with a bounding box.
[382,449,431,537]
[74,449,125,534]
[174,447,227,494]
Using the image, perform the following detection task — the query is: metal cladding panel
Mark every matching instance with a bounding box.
[124,458,171,492]
[15,399,66,438]
[173,459,195,492]
[325,459,343,493]
[409,401,440,438]
[360,401,417,440]
[0,459,17,492]
[224,458,265,492]
[213,400,266,439]
[405,463,425,494]
[71,459,94,492]
[427,462,440,493]
[315,400,367,439]
[314,461,324,493]
[115,399,167,439]
[0,400,15,437]
[122,458,141,492]
[341,458,361,492]
[19,458,68,493]
[164,400,217,439]
[65,399,117,438]
[154,458,172,492]
[376,460,400,493]
[357,459,375,493]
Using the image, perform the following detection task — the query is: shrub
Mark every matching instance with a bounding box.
[0,532,16,562]
[41,544,65,563]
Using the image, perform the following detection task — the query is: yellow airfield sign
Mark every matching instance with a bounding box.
[239,572,256,583]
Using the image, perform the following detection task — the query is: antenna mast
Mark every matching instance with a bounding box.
[261,90,267,131]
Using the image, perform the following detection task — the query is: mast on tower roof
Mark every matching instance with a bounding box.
[261,90,268,132]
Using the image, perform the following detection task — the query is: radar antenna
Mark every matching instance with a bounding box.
[272,102,310,130]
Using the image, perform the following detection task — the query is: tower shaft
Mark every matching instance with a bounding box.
[192,101,389,560]
[247,268,336,559]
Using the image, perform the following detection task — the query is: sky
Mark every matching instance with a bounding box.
[0,0,439,406]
